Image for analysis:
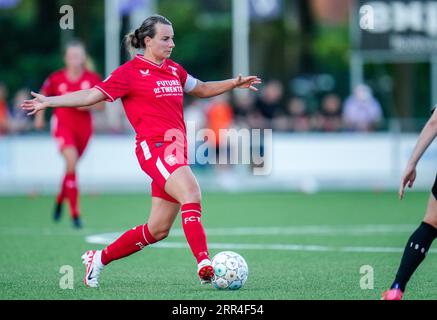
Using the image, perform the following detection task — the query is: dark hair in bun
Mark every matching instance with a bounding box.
[124,15,172,56]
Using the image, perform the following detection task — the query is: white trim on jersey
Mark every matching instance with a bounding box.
[184,74,198,93]
[140,140,152,161]
[135,55,165,68]
[156,156,171,180]
[94,85,115,102]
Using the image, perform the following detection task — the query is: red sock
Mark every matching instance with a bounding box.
[181,203,209,263]
[56,174,68,204]
[101,224,157,265]
[64,173,79,218]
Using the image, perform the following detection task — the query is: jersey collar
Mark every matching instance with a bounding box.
[135,54,166,69]
[63,68,86,83]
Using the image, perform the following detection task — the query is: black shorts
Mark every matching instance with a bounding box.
[433,174,437,200]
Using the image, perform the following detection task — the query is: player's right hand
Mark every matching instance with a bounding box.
[399,163,417,200]
[21,91,50,116]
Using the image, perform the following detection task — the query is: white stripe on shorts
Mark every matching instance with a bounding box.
[140,139,152,160]
[156,156,171,180]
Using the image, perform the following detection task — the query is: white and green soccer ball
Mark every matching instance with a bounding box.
[211,251,248,290]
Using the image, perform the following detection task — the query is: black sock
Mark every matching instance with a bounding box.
[391,222,437,292]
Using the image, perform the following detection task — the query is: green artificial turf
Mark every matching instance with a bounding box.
[0,191,435,300]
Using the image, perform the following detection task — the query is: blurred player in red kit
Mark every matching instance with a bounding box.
[23,15,261,287]
[35,40,103,228]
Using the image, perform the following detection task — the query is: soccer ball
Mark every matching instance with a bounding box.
[211,251,248,290]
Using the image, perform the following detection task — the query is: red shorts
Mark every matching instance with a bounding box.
[52,115,92,157]
[135,139,188,203]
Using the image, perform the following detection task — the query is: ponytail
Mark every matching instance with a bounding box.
[124,15,172,57]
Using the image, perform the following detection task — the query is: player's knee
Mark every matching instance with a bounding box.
[433,188,437,201]
[65,159,77,173]
[181,187,202,204]
[424,217,437,230]
[66,164,76,174]
[153,228,170,241]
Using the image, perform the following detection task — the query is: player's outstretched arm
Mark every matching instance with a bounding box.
[189,74,261,99]
[399,109,437,199]
[21,88,106,116]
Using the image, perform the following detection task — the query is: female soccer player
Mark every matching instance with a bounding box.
[382,106,437,300]
[22,15,261,287]
[35,40,103,228]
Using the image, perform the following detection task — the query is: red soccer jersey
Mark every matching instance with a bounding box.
[94,55,196,144]
[41,69,102,127]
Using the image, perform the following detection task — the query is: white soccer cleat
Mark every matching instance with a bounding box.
[81,250,104,288]
[197,259,214,285]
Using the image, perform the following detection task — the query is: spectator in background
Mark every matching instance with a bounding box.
[286,97,312,132]
[205,93,234,165]
[0,82,9,135]
[8,88,33,134]
[255,80,283,129]
[233,93,262,130]
[233,93,251,126]
[184,97,207,130]
[315,93,343,132]
[184,97,207,169]
[342,84,383,132]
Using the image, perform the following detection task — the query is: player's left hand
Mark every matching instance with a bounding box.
[21,91,50,116]
[233,74,262,92]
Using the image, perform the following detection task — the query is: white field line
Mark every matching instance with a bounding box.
[0,224,416,236]
[0,227,110,236]
[84,225,437,254]
[169,225,417,236]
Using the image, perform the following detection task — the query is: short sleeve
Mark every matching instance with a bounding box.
[90,72,102,86]
[94,66,130,102]
[173,63,198,93]
[176,64,188,88]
